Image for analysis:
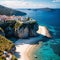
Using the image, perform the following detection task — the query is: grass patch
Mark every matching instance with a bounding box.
[0,35,17,60]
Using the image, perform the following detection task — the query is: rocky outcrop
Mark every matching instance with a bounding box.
[0,5,26,16]
[37,26,52,38]
[14,20,38,38]
[0,19,52,39]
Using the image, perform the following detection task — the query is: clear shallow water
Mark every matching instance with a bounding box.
[19,9,60,60]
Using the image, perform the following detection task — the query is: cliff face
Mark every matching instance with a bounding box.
[0,27,5,36]
[14,20,38,38]
[0,19,38,38]
[0,19,52,39]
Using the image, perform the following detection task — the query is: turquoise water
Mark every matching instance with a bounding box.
[19,9,60,60]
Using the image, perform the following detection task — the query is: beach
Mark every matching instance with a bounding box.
[15,36,43,60]
[15,25,51,60]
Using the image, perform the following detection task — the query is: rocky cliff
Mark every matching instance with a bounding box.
[0,19,38,38]
[14,20,38,38]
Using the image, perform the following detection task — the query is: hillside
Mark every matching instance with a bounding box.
[0,5,26,16]
[0,35,17,60]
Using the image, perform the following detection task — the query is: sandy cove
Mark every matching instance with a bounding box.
[15,36,43,60]
[15,25,51,60]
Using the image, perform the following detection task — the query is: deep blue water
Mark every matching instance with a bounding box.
[19,9,60,26]
[19,9,60,60]
[19,9,60,39]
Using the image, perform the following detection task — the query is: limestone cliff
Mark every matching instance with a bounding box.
[0,19,38,38]
[14,20,38,38]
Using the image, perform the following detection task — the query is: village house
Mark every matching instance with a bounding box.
[0,15,30,22]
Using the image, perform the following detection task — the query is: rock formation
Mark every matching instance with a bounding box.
[0,17,51,39]
[14,20,38,38]
[0,17,38,38]
[37,26,52,38]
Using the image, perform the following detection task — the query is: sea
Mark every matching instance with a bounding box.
[18,8,60,60]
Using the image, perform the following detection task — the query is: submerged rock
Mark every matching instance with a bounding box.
[34,55,37,58]
[50,42,60,56]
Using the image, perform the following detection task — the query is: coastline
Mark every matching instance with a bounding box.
[15,36,43,60]
[15,25,51,60]
[24,44,39,60]
[27,42,43,60]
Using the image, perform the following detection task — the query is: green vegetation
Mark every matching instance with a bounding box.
[0,20,16,29]
[29,20,37,29]
[0,27,4,32]
[0,35,17,60]
[6,20,16,23]
[29,20,36,24]
[26,17,32,21]
[0,5,26,16]
[0,27,5,36]
[5,20,16,28]
[14,21,23,31]
[12,55,17,60]
[0,35,14,55]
